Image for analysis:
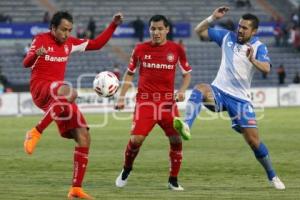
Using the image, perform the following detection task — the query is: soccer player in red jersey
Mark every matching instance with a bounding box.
[114,15,192,190]
[23,11,123,199]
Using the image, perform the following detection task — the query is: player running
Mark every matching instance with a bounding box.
[115,15,191,190]
[23,11,123,199]
[174,6,285,190]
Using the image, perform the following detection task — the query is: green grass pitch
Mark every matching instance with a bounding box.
[0,107,299,200]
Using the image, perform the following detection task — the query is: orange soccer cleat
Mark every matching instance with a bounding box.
[67,187,94,200]
[24,128,41,155]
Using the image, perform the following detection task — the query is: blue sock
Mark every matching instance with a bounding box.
[253,143,276,180]
[184,89,203,128]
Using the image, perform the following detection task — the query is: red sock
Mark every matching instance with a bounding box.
[124,140,141,169]
[36,97,70,133]
[169,142,182,177]
[72,147,89,187]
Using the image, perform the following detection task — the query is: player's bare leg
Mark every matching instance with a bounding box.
[24,84,77,155]
[68,128,94,199]
[116,135,145,187]
[242,127,285,190]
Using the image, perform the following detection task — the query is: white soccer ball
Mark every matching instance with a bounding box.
[93,71,119,97]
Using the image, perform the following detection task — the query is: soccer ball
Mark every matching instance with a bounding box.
[93,71,119,97]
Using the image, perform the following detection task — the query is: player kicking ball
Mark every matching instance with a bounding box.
[23,11,123,199]
[174,6,285,190]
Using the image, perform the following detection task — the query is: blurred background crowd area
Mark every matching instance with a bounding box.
[0,0,300,94]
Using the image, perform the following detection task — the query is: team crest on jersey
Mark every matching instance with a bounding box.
[64,45,69,54]
[167,53,174,62]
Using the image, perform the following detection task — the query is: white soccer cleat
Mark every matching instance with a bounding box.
[168,182,184,191]
[115,169,129,188]
[270,176,285,190]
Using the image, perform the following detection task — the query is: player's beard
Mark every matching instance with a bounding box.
[237,34,250,44]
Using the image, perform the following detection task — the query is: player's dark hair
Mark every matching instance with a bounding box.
[50,11,73,29]
[241,13,259,29]
[149,15,169,27]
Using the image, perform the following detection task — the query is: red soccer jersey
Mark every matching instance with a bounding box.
[128,41,191,100]
[23,22,117,84]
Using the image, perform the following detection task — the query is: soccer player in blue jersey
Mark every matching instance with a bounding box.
[174,6,285,190]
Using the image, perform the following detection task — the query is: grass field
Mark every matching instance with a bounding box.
[0,107,299,200]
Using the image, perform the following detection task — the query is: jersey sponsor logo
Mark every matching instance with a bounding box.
[142,61,174,70]
[45,55,68,62]
[167,53,175,62]
[64,45,69,54]
[144,54,151,59]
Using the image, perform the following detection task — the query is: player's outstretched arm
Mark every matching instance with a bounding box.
[115,71,134,110]
[85,12,124,50]
[194,6,229,41]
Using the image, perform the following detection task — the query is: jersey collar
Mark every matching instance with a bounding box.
[249,36,258,44]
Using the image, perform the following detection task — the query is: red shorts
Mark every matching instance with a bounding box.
[30,80,88,138]
[131,100,179,137]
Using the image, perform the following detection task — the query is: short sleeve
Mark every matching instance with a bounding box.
[255,44,271,63]
[128,46,139,73]
[177,45,192,74]
[208,28,229,47]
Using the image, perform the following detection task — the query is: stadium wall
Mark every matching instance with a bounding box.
[1,86,300,116]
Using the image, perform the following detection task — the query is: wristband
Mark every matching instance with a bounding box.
[207,15,215,24]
